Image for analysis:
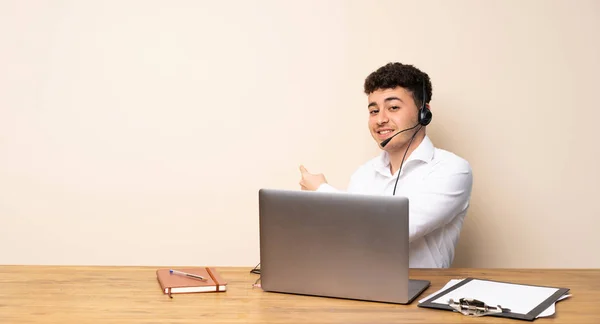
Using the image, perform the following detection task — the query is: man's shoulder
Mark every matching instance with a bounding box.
[431,147,472,176]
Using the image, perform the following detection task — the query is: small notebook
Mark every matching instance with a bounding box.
[418,277,570,321]
[156,267,227,297]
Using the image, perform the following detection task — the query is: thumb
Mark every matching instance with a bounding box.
[299,165,309,174]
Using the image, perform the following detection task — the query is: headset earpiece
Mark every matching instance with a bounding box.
[418,77,432,126]
[418,106,432,126]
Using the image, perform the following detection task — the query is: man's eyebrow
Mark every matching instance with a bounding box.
[384,96,403,103]
[368,96,403,108]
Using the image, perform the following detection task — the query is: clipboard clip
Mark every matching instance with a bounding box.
[448,298,511,317]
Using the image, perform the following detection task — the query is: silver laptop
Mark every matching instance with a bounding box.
[258,188,430,304]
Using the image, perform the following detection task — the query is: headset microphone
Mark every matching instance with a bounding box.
[379,123,419,148]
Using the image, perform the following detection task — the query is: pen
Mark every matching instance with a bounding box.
[169,269,208,281]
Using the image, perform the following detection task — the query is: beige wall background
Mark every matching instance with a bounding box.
[1,0,598,268]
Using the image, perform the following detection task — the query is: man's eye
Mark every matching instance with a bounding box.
[369,110,379,115]
[389,106,400,111]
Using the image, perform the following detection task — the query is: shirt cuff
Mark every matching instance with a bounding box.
[316,183,340,193]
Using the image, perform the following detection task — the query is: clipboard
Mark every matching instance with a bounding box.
[417,277,570,321]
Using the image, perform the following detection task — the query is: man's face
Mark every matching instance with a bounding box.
[367,87,420,152]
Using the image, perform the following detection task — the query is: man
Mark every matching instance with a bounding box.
[299,62,473,268]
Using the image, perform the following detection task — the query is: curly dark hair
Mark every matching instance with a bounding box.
[363,62,432,108]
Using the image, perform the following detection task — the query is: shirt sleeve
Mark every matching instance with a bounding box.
[407,162,473,243]
[315,183,342,193]
[315,166,366,194]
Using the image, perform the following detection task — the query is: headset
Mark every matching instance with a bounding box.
[380,76,433,149]
[389,76,432,195]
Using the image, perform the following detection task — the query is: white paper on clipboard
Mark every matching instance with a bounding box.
[419,279,571,318]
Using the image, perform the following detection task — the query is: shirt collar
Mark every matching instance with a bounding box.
[373,135,435,176]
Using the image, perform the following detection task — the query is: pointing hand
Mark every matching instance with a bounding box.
[299,165,327,191]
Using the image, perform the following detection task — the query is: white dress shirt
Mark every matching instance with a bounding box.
[316,135,473,268]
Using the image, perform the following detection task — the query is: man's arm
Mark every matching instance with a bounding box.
[316,175,361,193]
[315,183,341,193]
[407,163,473,242]
[302,165,364,193]
[300,162,472,243]
[299,165,350,192]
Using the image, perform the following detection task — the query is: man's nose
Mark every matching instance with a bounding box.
[377,110,389,125]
